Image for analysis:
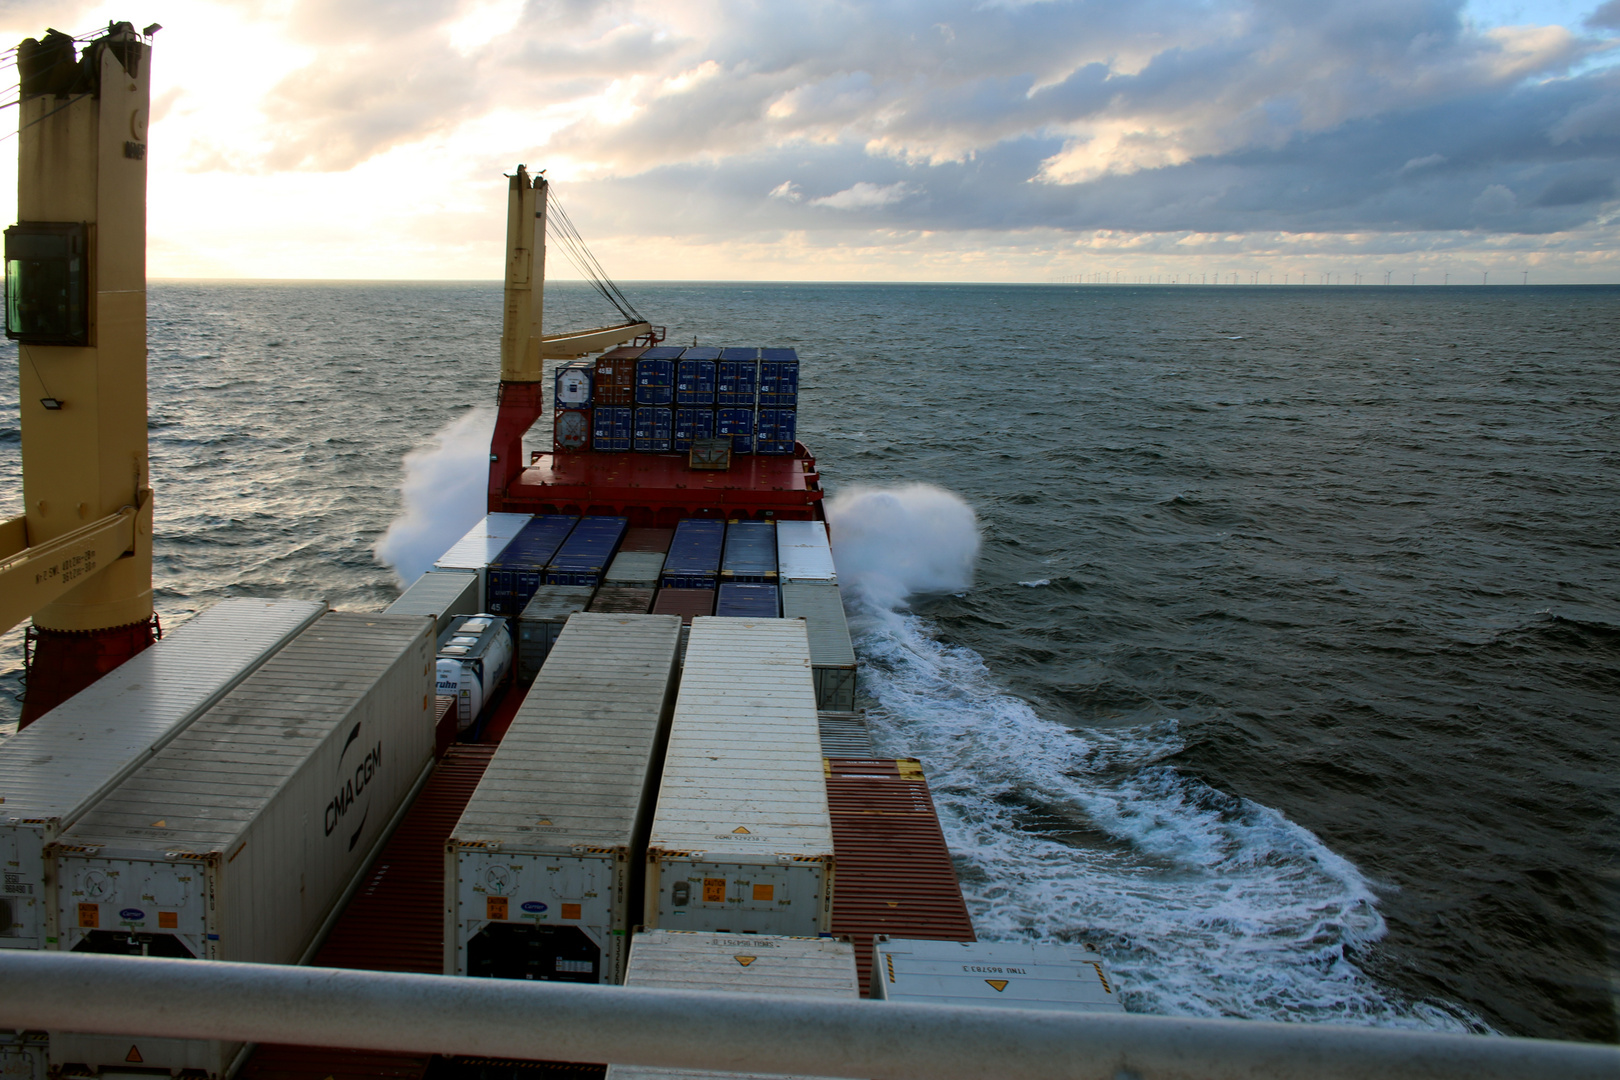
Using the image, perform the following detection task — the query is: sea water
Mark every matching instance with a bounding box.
[0,280,1615,1042]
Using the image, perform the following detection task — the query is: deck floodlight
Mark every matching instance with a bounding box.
[4,222,90,346]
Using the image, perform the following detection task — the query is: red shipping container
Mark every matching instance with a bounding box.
[650,587,716,625]
[621,526,674,553]
[588,587,655,614]
[826,758,976,996]
[593,346,645,407]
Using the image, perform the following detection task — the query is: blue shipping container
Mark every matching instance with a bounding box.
[633,406,673,452]
[673,407,716,452]
[716,582,780,618]
[636,346,681,405]
[661,519,726,587]
[486,515,580,614]
[721,520,778,582]
[756,407,798,455]
[676,348,719,406]
[544,516,628,586]
[716,407,755,455]
[759,347,799,408]
[717,347,758,407]
[554,359,594,409]
[592,406,632,452]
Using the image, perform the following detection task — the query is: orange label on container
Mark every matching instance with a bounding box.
[986,979,1009,992]
[702,878,726,903]
[561,903,581,920]
[751,884,774,902]
[78,903,98,928]
[486,896,508,920]
[158,911,178,929]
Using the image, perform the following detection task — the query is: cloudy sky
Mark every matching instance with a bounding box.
[2,0,1617,282]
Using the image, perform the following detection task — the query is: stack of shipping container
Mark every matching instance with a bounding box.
[756,346,799,455]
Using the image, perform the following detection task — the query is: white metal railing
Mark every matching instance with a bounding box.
[1,951,1615,1080]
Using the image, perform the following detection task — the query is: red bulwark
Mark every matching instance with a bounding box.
[497,448,823,525]
[826,758,977,997]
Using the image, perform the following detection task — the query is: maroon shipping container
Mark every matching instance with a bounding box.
[588,586,655,614]
[593,346,645,407]
[621,526,675,553]
[650,586,716,625]
[238,744,498,1080]
[826,758,976,996]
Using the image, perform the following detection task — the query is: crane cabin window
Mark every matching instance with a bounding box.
[4,221,88,346]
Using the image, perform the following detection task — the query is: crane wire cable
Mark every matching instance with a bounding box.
[544,189,644,325]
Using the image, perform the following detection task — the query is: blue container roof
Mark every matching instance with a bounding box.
[720,347,759,360]
[490,515,578,570]
[549,516,627,569]
[716,582,780,617]
[641,346,684,360]
[665,518,726,574]
[681,347,722,360]
[722,520,777,573]
[761,348,798,361]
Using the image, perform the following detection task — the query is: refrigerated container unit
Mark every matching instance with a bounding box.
[825,758,975,994]
[446,613,682,984]
[716,346,758,407]
[48,612,436,1079]
[515,586,595,682]
[780,581,857,711]
[756,406,798,455]
[433,513,533,610]
[715,407,754,455]
[676,347,719,406]
[635,347,681,406]
[672,406,716,452]
[554,359,594,409]
[775,519,836,584]
[720,519,777,583]
[621,526,674,553]
[645,618,832,937]
[660,519,725,588]
[716,582,779,618]
[485,515,580,616]
[544,516,628,586]
[589,587,654,614]
[632,406,672,452]
[870,937,1124,1013]
[592,405,632,452]
[650,587,715,624]
[553,407,591,452]
[385,570,480,638]
[758,347,799,408]
[605,551,666,591]
[818,711,875,757]
[593,345,645,407]
[437,614,514,730]
[604,930,859,1080]
[0,599,327,956]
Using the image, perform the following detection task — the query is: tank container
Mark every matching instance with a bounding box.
[436,614,514,730]
[716,582,779,619]
[780,582,857,711]
[515,586,595,682]
[676,348,718,406]
[660,520,725,588]
[756,407,798,455]
[672,407,715,452]
[604,930,858,1080]
[621,527,674,553]
[485,515,580,616]
[592,406,632,452]
[650,588,715,625]
[49,613,436,1078]
[606,551,666,590]
[870,937,1124,1013]
[775,520,836,584]
[632,406,672,452]
[716,347,758,407]
[635,347,680,406]
[715,407,754,455]
[645,618,832,936]
[385,570,480,638]
[554,359,594,409]
[0,599,326,955]
[758,347,799,408]
[433,513,533,610]
[589,587,655,614]
[553,408,591,452]
[593,346,644,408]
[545,516,627,586]
[447,613,682,984]
[720,520,777,582]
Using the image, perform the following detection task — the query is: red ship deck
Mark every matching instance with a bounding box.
[497,448,823,523]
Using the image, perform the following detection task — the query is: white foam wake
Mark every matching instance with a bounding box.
[827,484,1483,1029]
[374,408,495,585]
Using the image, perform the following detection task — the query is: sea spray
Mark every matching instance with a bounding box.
[825,484,981,611]
[374,408,495,584]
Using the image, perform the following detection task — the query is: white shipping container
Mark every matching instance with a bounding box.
[604,551,666,590]
[774,520,836,583]
[433,513,533,608]
[516,587,596,681]
[645,618,832,937]
[447,613,682,984]
[48,612,436,1079]
[0,598,327,953]
[779,582,857,712]
[870,937,1125,1013]
[606,930,857,1080]
[386,570,480,638]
